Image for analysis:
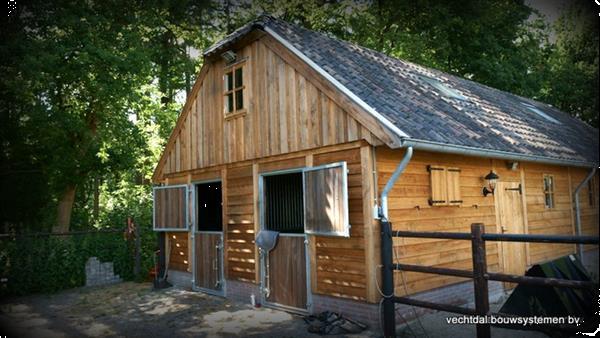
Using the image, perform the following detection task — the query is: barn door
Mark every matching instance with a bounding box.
[495,182,527,288]
[193,181,224,295]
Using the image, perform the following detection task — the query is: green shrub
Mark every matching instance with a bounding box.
[0,229,156,297]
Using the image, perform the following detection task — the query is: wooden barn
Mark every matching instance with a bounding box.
[152,16,599,325]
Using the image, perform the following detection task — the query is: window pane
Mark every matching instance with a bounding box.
[226,93,233,113]
[235,67,243,88]
[235,90,243,110]
[226,72,233,91]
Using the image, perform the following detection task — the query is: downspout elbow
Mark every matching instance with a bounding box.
[379,146,413,220]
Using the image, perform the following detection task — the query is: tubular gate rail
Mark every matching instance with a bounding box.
[380,222,599,338]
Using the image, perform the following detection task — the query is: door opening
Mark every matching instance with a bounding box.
[194,181,224,295]
[261,171,309,311]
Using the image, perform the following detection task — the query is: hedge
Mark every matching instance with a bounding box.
[0,229,156,297]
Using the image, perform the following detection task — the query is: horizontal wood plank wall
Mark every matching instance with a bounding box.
[156,38,381,180]
[376,147,501,295]
[570,168,599,250]
[522,163,576,264]
[313,148,367,301]
[167,232,190,272]
[225,165,255,283]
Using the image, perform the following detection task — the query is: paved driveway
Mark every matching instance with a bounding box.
[0,282,377,338]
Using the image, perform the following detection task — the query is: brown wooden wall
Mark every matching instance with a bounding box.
[376,148,502,295]
[155,36,381,180]
[167,232,190,272]
[377,147,600,296]
[159,142,374,301]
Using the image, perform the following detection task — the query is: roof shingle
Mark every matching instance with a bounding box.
[205,16,599,165]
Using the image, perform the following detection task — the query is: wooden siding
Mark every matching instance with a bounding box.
[167,232,190,272]
[378,147,600,296]
[522,163,576,264]
[154,37,381,181]
[313,148,367,301]
[571,169,599,242]
[224,164,256,283]
[377,147,502,295]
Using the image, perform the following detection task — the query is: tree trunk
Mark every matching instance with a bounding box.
[53,184,77,233]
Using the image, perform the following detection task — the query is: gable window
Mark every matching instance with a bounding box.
[543,175,554,208]
[428,165,462,206]
[224,64,244,115]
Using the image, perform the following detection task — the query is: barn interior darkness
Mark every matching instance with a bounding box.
[196,182,223,231]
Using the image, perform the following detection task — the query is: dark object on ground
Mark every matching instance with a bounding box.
[304,311,367,335]
[498,254,599,336]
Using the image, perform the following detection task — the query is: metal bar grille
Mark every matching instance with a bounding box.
[264,173,304,234]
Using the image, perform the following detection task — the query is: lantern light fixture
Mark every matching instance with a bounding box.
[483,171,499,197]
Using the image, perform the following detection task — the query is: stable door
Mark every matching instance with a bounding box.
[193,181,225,295]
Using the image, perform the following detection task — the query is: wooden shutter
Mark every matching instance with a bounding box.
[303,162,350,237]
[446,167,462,206]
[153,185,189,231]
[428,165,448,206]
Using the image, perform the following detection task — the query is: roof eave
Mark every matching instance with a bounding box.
[401,138,598,168]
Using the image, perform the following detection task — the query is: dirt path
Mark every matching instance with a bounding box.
[0,282,377,338]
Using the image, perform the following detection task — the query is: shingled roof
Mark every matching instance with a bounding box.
[205,16,599,167]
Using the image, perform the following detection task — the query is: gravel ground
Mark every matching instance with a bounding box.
[0,282,377,338]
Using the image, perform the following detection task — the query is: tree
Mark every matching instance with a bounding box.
[541,1,599,127]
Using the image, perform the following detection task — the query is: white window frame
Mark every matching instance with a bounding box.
[153,184,190,232]
[302,161,350,237]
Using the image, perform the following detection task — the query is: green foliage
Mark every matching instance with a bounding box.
[0,230,156,297]
[1,0,597,239]
[540,1,599,128]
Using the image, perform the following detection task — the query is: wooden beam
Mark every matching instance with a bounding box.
[252,163,260,283]
[305,154,318,295]
[361,145,379,303]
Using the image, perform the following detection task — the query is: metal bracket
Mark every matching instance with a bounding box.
[504,184,522,195]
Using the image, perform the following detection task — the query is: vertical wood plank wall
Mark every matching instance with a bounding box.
[156,37,380,180]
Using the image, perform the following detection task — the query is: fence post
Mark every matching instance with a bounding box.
[381,219,396,338]
[471,223,490,338]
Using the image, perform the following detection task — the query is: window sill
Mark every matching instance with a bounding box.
[224,110,247,121]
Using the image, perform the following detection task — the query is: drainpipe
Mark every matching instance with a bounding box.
[379,147,413,219]
[573,167,597,264]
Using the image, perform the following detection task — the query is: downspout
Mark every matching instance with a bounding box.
[573,167,597,263]
[379,147,414,219]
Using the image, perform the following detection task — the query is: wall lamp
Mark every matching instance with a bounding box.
[483,171,499,197]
